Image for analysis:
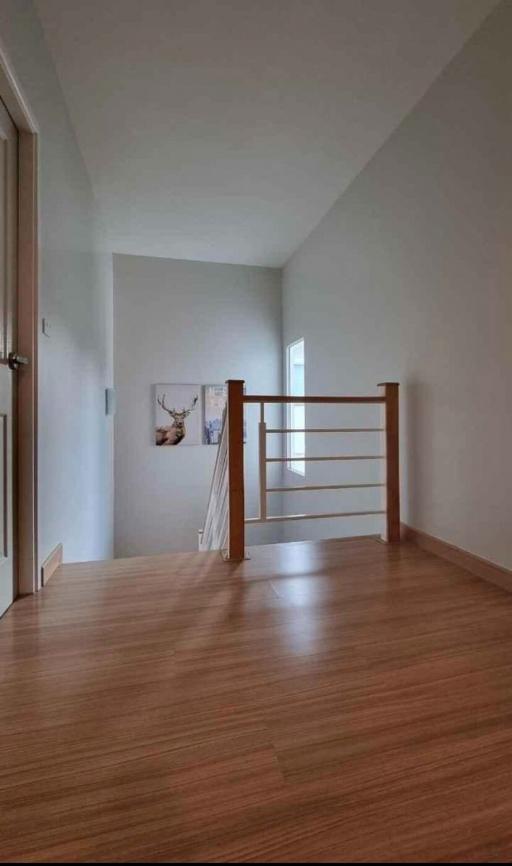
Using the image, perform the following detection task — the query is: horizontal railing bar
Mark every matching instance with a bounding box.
[266,455,385,462]
[266,427,384,433]
[246,510,386,524]
[244,395,384,404]
[266,483,385,493]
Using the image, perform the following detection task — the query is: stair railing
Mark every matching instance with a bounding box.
[199,406,229,553]
[201,380,400,559]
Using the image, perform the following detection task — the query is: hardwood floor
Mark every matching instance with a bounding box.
[3,537,512,861]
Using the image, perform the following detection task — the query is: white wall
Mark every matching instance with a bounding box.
[114,254,282,557]
[282,1,512,568]
[0,0,114,564]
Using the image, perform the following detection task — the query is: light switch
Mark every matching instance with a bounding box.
[42,317,52,337]
[105,388,116,416]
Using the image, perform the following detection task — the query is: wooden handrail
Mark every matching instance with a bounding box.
[247,509,386,524]
[226,380,245,560]
[266,427,384,433]
[266,483,385,493]
[200,409,229,552]
[244,395,385,404]
[266,455,384,462]
[379,382,400,542]
[216,379,400,561]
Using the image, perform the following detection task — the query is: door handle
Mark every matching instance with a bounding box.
[8,352,29,371]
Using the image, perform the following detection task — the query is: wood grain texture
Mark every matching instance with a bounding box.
[379,382,400,543]
[226,379,245,560]
[3,537,512,861]
[403,522,512,594]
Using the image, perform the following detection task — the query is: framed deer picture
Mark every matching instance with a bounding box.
[154,384,201,446]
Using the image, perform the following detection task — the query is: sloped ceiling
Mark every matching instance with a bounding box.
[36,0,498,266]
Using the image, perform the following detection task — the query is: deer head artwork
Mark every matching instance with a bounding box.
[156,393,199,445]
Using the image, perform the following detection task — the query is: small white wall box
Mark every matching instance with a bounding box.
[105,388,116,416]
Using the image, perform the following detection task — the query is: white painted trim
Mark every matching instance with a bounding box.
[0,40,39,595]
[0,37,38,133]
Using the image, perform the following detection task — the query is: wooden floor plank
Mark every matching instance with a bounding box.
[2,537,512,861]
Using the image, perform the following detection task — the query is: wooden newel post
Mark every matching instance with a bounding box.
[226,379,245,560]
[378,382,400,543]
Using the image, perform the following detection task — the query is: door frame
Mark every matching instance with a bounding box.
[0,44,39,595]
